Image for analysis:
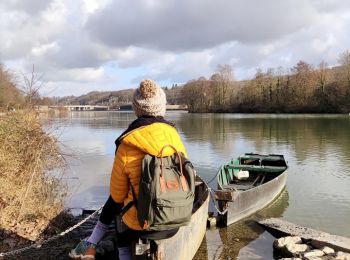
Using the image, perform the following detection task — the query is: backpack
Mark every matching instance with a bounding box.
[123,144,196,231]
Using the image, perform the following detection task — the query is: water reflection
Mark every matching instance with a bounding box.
[194,189,289,260]
[178,113,350,167]
[176,113,350,236]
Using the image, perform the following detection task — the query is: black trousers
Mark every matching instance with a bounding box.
[99,195,123,225]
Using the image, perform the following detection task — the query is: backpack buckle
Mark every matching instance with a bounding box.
[134,238,150,256]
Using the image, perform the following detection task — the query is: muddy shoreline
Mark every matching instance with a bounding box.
[0,212,117,260]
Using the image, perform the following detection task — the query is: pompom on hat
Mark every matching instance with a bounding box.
[132,79,167,117]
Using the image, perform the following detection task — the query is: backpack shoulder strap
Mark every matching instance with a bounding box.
[120,183,138,217]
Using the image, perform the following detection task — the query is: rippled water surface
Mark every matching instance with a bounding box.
[52,111,350,259]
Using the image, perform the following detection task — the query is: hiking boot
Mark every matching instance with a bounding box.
[69,238,96,259]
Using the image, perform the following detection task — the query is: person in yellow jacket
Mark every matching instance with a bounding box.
[69,79,187,260]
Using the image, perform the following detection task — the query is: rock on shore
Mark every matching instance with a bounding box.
[259,218,350,253]
[274,235,350,260]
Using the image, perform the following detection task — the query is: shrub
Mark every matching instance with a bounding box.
[0,110,67,240]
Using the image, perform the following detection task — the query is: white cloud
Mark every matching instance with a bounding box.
[0,0,51,15]
[0,0,68,60]
[1,0,350,96]
[82,0,113,15]
[86,0,318,51]
[46,67,105,82]
[31,42,59,57]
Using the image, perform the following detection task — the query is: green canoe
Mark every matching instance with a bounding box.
[216,153,288,226]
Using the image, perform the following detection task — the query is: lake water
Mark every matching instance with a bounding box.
[52,111,350,259]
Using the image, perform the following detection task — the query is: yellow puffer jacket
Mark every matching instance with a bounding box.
[110,122,187,230]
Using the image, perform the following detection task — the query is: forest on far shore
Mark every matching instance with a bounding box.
[182,50,350,113]
[2,50,350,114]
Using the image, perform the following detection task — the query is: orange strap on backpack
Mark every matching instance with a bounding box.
[159,144,188,192]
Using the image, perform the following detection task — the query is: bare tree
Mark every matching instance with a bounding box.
[338,50,350,88]
[20,65,44,107]
[317,61,329,94]
[274,66,286,108]
[182,79,213,112]
[217,64,234,110]
[253,68,265,104]
[291,61,315,108]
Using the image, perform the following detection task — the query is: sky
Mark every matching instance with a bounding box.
[1,0,350,97]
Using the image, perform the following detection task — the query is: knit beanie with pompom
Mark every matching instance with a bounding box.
[132,79,166,117]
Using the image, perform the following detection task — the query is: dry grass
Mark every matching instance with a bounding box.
[0,110,68,241]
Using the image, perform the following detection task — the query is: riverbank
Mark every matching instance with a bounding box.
[5,214,350,260]
[0,210,121,260]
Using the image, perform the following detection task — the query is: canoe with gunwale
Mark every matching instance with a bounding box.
[215,153,288,227]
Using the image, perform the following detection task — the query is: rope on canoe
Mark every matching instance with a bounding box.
[206,168,220,185]
[201,166,228,215]
[0,206,103,258]
[208,188,228,215]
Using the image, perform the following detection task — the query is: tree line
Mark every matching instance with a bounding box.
[2,50,350,113]
[0,65,185,109]
[55,86,185,108]
[182,50,350,113]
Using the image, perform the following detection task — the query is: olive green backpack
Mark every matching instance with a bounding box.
[123,145,195,231]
